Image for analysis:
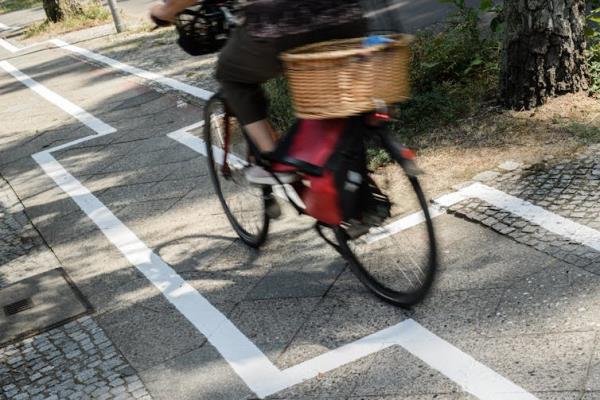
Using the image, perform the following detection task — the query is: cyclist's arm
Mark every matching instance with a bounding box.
[150,0,198,23]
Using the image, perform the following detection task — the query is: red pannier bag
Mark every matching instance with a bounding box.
[274,119,368,226]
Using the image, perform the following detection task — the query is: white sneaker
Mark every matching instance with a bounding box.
[245,165,298,185]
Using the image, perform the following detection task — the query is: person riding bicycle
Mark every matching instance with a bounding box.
[150,0,366,185]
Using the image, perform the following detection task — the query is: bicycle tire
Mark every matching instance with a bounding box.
[334,148,437,307]
[204,95,270,248]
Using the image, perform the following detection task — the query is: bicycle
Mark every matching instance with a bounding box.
[163,2,438,307]
[203,93,437,307]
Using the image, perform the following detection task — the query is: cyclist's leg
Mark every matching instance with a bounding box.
[216,28,281,153]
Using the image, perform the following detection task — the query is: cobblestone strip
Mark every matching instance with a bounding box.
[0,176,60,288]
[449,146,600,275]
[0,317,152,400]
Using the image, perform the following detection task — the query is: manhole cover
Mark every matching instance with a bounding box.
[0,269,92,346]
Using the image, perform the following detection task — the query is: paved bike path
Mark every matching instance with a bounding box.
[1,43,599,400]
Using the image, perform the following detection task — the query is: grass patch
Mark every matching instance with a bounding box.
[264,77,295,134]
[0,0,41,14]
[24,1,110,38]
[566,122,600,143]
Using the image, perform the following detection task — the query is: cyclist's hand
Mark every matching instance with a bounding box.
[149,0,198,26]
[149,3,174,27]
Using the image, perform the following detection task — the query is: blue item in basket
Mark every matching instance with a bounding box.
[362,35,396,47]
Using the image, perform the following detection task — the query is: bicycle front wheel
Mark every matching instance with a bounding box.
[335,152,437,307]
[204,95,270,248]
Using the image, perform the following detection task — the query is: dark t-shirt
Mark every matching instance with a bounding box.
[243,0,364,38]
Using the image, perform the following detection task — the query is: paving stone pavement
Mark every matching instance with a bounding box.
[0,317,152,400]
[450,145,600,276]
[0,176,60,289]
[0,177,154,399]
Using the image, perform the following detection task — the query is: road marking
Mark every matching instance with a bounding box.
[32,113,540,399]
[50,39,214,101]
[0,37,50,54]
[364,1,404,18]
[363,206,445,244]
[0,60,116,135]
[166,122,207,153]
[32,149,284,398]
[362,187,471,244]
[0,38,20,52]
[394,320,539,400]
[27,152,542,400]
[3,45,540,399]
[366,178,600,248]
[0,37,213,100]
[168,123,306,207]
[0,22,20,31]
[459,182,600,252]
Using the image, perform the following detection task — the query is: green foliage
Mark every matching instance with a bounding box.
[588,43,600,96]
[367,148,392,170]
[478,0,504,33]
[587,0,600,96]
[393,0,500,145]
[586,0,600,39]
[263,0,502,165]
[410,8,499,93]
[264,77,296,134]
[0,0,41,14]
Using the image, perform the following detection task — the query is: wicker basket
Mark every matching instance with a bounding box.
[280,34,414,119]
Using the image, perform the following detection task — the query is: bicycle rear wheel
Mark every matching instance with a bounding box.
[335,145,437,307]
[204,95,270,248]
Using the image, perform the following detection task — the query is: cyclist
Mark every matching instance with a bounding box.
[150,0,366,185]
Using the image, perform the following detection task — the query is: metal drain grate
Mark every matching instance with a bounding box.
[4,298,34,316]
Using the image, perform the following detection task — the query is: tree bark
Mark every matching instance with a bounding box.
[501,0,589,109]
[42,0,84,23]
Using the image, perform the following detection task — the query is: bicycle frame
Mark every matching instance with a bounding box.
[204,93,437,307]
[216,107,419,227]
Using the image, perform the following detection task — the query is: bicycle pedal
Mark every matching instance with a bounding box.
[343,220,372,240]
[265,196,282,219]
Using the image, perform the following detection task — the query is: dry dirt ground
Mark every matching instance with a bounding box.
[377,92,600,214]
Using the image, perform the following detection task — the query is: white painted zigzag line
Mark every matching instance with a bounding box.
[0,36,213,100]
[50,39,213,101]
[1,39,541,399]
[0,22,20,31]
[0,60,116,136]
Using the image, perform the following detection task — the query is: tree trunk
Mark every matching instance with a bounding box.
[501,0,589,109]
[42,0,84,23]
